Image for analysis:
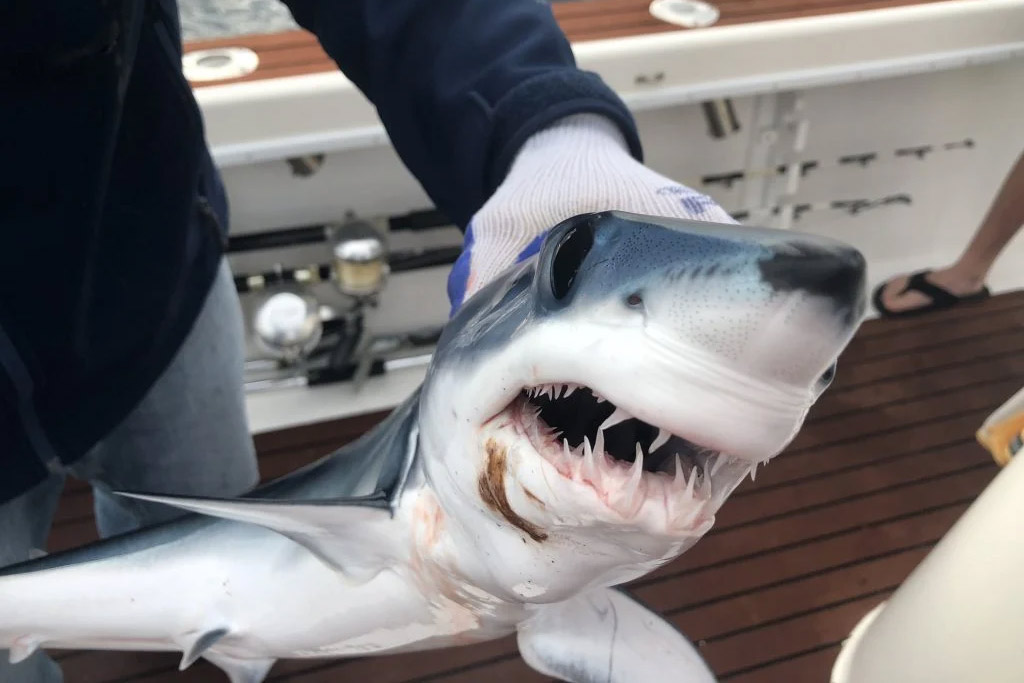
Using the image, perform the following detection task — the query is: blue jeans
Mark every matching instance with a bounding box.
[0,260,259,682]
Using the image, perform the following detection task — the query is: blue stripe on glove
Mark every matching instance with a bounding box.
[446,224,550,317]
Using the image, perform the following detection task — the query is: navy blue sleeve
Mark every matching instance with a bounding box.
[280,0,644,228]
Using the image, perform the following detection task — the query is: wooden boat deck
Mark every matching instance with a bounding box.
[44,287,1023,681]
[182,0,969,88]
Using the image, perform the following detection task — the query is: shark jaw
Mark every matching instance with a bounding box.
[478,380,757,540]
[422,312,828,564]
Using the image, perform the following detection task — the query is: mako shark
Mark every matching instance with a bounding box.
[0,211,866,682]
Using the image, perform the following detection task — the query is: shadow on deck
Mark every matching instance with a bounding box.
[47,289,1024,682]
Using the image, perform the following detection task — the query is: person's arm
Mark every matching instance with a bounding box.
[280,0,643,228]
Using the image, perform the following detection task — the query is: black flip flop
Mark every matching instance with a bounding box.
[872,270,990,318]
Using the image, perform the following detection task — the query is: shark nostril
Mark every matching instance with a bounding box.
[626,292,643,308]
[549,221,595,300]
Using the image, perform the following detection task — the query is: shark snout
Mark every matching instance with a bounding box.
[535,210,866,325]
[530,210,866,389]
[758,240,867,320]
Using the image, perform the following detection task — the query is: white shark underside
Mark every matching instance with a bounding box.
[0,211,867,682]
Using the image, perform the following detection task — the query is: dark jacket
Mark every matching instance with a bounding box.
[0,0,642,504]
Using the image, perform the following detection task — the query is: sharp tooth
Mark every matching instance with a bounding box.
[627,443,645,504]
[564,385,577,397]
[700,466,712,497]
[651,428,671,452]
[750,462,759,482]
[599,407,630,431]
[685,463,697,498]
[710,454,727,477]
[562,438,572,462]
[594,429,605,457]
[594,392,606,404]
[673,455,686,492]
[582,436,599,482]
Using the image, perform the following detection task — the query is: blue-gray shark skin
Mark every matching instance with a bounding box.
[0,211,866,683]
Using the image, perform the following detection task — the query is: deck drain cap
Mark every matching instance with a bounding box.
[649,0,720,28]
[182,47,260,82]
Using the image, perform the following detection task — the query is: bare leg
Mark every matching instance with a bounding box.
[877,149,1024,314]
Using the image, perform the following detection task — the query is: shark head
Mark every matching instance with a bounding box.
[417,210,865,603]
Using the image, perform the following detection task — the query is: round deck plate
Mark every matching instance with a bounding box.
[182,47,260,82]
[649,0,720,29]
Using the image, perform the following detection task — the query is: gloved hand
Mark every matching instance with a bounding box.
[446,113,737,314]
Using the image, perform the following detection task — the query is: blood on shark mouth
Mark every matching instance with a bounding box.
[506,382,756,523]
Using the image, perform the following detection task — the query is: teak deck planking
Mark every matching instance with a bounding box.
[181,0,971,88]
[42,287,1024,681]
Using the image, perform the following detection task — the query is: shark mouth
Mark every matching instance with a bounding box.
[510,383,758,526]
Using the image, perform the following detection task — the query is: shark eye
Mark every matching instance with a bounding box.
[550,222,594,300]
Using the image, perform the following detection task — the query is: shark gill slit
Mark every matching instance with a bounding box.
[479,440,548,543]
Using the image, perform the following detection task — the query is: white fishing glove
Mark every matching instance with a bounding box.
[446,113,736,313]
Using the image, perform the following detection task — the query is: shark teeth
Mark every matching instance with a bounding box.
[581,435,600,483]
[709,453,727,478]
[628,443,645,493]
[684,463,697,499]
[599,407,630,431]
[515,385,754,529]
[549,433,716,524]
[747,459,769,484]
[673,455,686,489]
[651,428,671,452]
[527,382,581,399]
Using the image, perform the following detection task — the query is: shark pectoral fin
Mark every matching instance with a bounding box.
[517,588,718,683]
[179,627,229,670]
[115,491,396,580]
[203,651,276,683]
